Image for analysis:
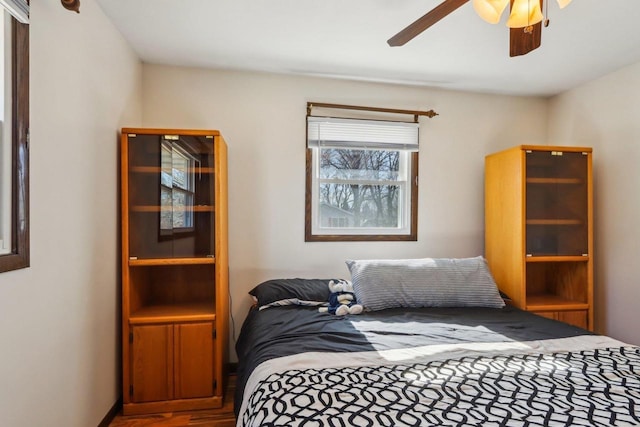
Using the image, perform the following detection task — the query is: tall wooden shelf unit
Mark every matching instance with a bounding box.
[121,128,229,415]
[485,145,593,330]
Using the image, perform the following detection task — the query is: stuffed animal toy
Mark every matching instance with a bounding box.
[319,279,363,316]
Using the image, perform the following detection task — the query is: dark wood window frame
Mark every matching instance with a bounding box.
[0,18,29,272]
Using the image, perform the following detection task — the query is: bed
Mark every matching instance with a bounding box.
[234,258,640,427]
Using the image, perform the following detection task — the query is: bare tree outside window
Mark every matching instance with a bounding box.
[319,148,401,228]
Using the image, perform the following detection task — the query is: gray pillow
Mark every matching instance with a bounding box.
[346,256,505,311]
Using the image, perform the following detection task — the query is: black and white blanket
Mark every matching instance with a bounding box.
[235,306,640,426]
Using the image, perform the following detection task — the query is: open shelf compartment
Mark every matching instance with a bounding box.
[128,264,215,323]
[525,260,589,311]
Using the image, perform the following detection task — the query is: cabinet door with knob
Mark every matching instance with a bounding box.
[130,322,214,404]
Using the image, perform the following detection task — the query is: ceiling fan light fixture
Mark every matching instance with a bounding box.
[507,0,544,28]
[472,0,509,24]
[556,0,572,9]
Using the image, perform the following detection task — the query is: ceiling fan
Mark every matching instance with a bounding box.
[388,0,572,57]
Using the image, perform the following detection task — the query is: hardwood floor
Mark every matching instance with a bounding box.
[108,376,236,427]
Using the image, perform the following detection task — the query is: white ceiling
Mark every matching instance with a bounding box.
[95,0,640,97]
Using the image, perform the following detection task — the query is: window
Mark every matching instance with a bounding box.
[305,117,419,241]
[160,138,196,234]
[0,3,29,272]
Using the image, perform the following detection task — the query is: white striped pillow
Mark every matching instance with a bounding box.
[346,257,505,311]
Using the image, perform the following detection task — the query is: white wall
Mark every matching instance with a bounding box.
[548,61,640,345]
[141,65,548,359]
[0,1,142,426]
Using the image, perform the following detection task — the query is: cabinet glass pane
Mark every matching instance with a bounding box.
[128,134,215,259]
[525,151,588,256]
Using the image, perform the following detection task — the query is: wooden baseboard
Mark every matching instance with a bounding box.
[97,396,122,427]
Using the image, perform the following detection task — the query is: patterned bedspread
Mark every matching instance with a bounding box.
[240,340,640,426]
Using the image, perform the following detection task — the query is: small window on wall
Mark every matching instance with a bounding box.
[305,116,419,242]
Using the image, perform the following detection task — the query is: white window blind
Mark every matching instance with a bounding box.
[0,0,29,24]
[307,117,419,152]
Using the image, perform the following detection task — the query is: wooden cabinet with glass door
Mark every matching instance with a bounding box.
[121,128,229,415]
[485,145,593,330]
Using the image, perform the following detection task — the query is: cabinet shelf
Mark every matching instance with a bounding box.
[526,294,589,312]
[129,257,215,266]
[130,303,215,324]
[131,205,214,213]
[525,255,589,262]
[130,166,215,174]
[526,177,582,185]
[526,219,582,225]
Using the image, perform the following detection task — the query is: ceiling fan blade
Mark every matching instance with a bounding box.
[509,0,543,57]
[387,0,470,47]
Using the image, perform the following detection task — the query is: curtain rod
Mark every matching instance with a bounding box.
[307,102,438,123]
